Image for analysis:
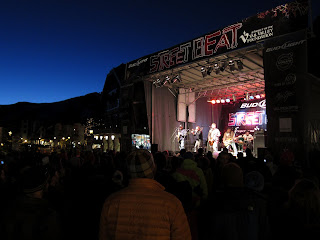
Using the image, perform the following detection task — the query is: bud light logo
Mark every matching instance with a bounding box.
[240,99,266,109]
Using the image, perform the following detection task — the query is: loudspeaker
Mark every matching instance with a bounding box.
[151,144,158,154]
[253,132,265,157]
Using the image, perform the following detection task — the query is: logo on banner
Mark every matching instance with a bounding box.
[240,99,266,109]
[240,25,273,43]
[276,53,293,71]
[128,58,148,69]
[265,40,306,52]
[274,73,297,87]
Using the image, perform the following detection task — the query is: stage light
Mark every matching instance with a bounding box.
[211,100,216,104]
[214,63,220,74]
[229,60,236,71]
[216,99,221,103]
[236,60,243,70]
[220,62,226,72]
[162,76,170,85]
[255,94,261,99]
[221,99,226,103]
[201,67,207,77]
[171,75,181,84]
[226,98,230,103]
[261,93,266,98]
[207,66,213,75]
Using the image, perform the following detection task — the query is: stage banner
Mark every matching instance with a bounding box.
[126,0,309,80]
[263,29,308,161]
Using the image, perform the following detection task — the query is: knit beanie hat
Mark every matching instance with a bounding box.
[221,162,244,188]
[245,171,264,192]
[127,149,156,179]
[21,166,47,194]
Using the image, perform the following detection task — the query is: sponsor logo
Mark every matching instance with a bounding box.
[240,99,266,109]
[276,53,293,71]
[240,25,273,44]
[266,40,306,52]
[128,58,148,68]
[274,73,296,87]
[275,91,295,102]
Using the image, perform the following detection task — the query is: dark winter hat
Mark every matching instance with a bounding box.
[21,166,47,194]
[245,171,264,192]
[127,149,156,179]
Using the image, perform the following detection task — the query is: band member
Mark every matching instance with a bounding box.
[223,127,238,156]
[177,125,187,150]
[191,126,203,152]
[242,130,254,151]
[207,123,220,152]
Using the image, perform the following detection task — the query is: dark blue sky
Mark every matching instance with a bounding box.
[0,0,319,105]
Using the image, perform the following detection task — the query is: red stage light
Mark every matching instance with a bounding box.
[261,93,265,98]
[211,100,216,104]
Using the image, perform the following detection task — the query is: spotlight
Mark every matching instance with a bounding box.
[255,94,261,99]
[216,99,221,103]
[162,76,170,86]
[221,99,226,103]
[261,93,266,98]
[226,98,230,103]
[201,67,207,77]
[207,66,213,75]
[211,100,216,104]
[229,60,236,71]
[220,62,226,72]
[236,60,243,70]
[214,63,220,74]
[171,75,181,84]
[249,95,254,100]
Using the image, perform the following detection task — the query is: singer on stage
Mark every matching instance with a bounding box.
[191,126,203,152]
[207,123,220,152]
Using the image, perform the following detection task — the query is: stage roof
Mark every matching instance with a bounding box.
[145,44,265,101]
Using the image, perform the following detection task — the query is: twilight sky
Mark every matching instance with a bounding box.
[0,0,319,105]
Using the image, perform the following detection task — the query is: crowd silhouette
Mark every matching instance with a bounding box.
[0,146,320,239]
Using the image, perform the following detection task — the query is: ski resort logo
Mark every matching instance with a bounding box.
[240,25,273,44]
[276,53,293,71]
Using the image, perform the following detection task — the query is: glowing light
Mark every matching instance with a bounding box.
[255,94,261,99]
[100,136,103,140]
[89,130,93,134]
[226,98,230,103]
[105,136,109,140]
[221,99,225,103]
[261,93,266,98]
[68,137,70,139]
[94,136,99,140]
[216,99,221,103]
[54,137,56,139]
[111,135,115,140]
[62,137,65,140]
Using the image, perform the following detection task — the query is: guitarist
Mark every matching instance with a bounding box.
[223,127,238,156]
[207,123,221,152]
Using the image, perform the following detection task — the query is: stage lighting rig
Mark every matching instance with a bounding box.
[229,60,236,71]
[201,67,207,77]
[236,60,243,70]
[214,63,220,74]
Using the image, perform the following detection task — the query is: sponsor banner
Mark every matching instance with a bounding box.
[126,0,308,79]
[264,30,307,112]
[226,99,267,131]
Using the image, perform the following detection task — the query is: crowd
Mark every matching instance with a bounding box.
[0,146,320,240]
